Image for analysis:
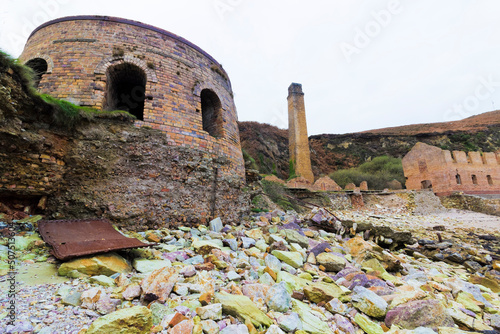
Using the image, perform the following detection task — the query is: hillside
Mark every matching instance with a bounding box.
[239,111,500,179]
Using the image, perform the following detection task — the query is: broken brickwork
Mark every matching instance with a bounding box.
[19,16,244,177]
[402,142,500,195]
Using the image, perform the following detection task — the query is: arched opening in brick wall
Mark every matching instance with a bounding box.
[455,174,462,185]
[472,174,478,185]
[25,58,48,88]
[104,63,146,120]
[201,89,223,138]
[487,175,493,185]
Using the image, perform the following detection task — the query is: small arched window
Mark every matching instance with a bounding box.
[201,89,223,138]
[487,175,493,185]
[25,58,48,88]
[103,63,147,120]
[455,174,461,185]
[472,174,478,185]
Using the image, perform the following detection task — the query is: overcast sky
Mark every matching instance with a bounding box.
[2,0,500,135]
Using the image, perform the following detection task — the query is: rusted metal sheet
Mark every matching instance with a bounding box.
[38,219,154,260]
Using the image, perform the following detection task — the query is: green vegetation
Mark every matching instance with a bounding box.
[0,50,37,95]
[329,156,405,190]
[1,50,134,129]
[41,94,135,128]
[242,149,258,170]
[261,180,302,212]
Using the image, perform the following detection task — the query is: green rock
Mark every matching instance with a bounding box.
[276,271,310,293]
[316,253,346,272]
[18,215,43,224]
[20,253,36,261]
[132,258,171,273]
[192,240,222,255]
[215,292,273,328]
[86,306,152,334]
[67,270,89,278]
[280,229,310,248]
[292,299,333,334]
[271,250,304,269]
[351,286,388,318]
[361,258,397,284]
[303,282,349,304]
[354,313,384,334]
[90,275,116,287]
[62,292,82,307]
[58,252,131,277]
[298,272,313,281]
[150,302,173,325]
[456,291,483,314]
[13,235,42,251]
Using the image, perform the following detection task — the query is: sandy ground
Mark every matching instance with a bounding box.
[425,209,500,233]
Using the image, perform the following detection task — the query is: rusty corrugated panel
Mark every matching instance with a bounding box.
[38,219,154,260]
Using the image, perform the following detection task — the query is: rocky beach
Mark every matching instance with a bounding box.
[1,203,499,334]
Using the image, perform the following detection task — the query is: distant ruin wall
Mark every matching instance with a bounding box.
[402,142,500,195]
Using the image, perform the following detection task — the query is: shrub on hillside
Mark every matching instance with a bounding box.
[329,156,405,190]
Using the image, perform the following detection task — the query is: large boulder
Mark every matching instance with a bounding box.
[140,266,179,303]
[58,252,131,277]
[86,306,152,334]
[385,299,454,330]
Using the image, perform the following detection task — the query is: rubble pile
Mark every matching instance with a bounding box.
[1,208,500,334]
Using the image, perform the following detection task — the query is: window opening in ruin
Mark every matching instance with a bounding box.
[455,174,461,185]
[104,63,146,120]
[487,175,493,185]
[421,180,432,189]
[472,174,478,185]
[201,89,223,138]
[25,58,48,88]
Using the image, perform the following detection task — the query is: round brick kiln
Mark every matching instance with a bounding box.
[20,16,244,177]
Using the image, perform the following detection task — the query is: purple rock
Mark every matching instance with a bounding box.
[309,242,331,256]
[332,266,362,281]
[334,314,356,334]
[385,299,454,330]
[348,273,369,290]
[164,251,189,262]
[459,307,477,318]
[218,320,228,330]
[312,213,323,224]
[280,223,304,235]
[221,226,232,233]
[175,305,191,316]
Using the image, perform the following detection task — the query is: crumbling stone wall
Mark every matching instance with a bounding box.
[403,142,500,195]
[19,15,244,177]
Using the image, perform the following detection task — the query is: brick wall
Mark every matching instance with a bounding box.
[19,16,244,177]
[402,142,500,195]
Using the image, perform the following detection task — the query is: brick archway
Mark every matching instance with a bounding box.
[94,55,157,83]
[23,54,54,73]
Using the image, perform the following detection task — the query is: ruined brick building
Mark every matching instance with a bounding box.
[19,15,244,177]
[402,142,500,196]
[0,16,251,228]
